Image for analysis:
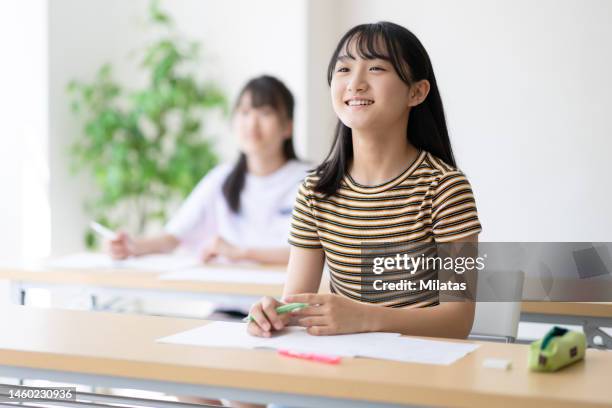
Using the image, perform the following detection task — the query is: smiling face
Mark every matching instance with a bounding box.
[233,91,292,158]
[330,36,414,132]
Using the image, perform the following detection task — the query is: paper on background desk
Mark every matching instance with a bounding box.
[157,321,479,365]
[45,252,199,272]
[158,266,286,284]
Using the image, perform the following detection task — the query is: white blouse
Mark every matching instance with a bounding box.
[165,159,310,253]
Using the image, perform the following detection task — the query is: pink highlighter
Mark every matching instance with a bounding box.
[277,349,342,365]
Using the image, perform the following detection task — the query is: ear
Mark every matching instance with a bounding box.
[408,79,430,107]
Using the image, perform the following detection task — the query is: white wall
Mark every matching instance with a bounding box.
[304,0,343,162]
[331,0,612,241]
[0,1,49,261]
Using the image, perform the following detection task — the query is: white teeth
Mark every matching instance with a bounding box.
[347,100,374,106]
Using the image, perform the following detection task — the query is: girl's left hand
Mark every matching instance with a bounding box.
[201,236,246,262]
[283,293,370,335]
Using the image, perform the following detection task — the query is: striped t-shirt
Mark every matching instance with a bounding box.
[289,150,482,308]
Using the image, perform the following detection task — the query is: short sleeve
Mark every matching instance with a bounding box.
[165,165,228,242]
[431,171,482,243]
[288,179,323,249]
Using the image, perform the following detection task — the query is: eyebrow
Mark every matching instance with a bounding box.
[336,54,391,63]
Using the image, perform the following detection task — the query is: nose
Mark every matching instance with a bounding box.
[347,68,368,93]
[244,111,260,131]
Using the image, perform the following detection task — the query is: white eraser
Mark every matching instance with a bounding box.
[483,358,512,370]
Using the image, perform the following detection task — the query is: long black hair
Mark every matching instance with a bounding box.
[315,21,455,196]
[222,75,297,212]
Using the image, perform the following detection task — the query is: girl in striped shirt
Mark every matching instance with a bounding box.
[247,21,482,339]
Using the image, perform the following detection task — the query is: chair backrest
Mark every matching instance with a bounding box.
[469,270,525,342]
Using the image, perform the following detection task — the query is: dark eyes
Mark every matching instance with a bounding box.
[335,66,386,73]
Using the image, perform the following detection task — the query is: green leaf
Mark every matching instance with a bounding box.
[149,0,172,25]
[85,230,97,249]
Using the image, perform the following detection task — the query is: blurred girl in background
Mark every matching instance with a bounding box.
[108,75,309,266]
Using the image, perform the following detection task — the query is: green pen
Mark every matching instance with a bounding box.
[242,302,308,323]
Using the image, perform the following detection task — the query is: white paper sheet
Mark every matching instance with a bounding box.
[158,266,286,284]
[263,327,403,357]
[157,321,265,349]
[357,336,480,365]
[45,252,199,272]
[157,321,478,365]
[157,321,400,357]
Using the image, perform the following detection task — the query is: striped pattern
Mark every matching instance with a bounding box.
[289,150,482,308]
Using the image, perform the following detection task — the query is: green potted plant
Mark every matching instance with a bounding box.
[68,0,226,248]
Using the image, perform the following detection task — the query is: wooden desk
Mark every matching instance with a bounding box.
[521,302,612,327]
[0,306,611,408]
[0,263,285,306]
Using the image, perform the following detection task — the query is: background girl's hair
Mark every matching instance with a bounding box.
[315,21,456,196]
[222,75,297,212]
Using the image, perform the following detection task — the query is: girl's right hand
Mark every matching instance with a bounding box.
[246,296,292,337]
[108,231,136,260]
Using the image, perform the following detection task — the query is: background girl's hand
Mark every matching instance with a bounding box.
[108,231,135,260]
[284,293,370,335]
[246,296,291,337]
[201,236,246,263]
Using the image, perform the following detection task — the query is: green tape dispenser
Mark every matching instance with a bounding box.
[528,326,586,372]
